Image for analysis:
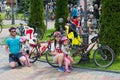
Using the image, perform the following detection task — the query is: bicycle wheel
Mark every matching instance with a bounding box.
[45,49,58,68]
[0,24,2,33]
[36,28,44,40]
[4,14,11,20]
[29,47,40,63]
[93,46,115,68]
[70,46,81,65]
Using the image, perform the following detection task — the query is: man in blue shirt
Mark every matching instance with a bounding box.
[5,27,26,68]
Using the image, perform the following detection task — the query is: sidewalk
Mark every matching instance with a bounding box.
[0,20,120,80]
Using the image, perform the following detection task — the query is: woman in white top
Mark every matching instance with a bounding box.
[51,31,65,72]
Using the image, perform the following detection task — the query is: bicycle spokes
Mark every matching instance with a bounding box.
[93,46,114,67]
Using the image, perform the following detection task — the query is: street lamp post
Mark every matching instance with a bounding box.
[79,0,90,62]
[58,18,64,33]
[83,0,89,45]
[11,0,15,24]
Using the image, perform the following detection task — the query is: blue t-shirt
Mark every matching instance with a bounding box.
[6,36,21,54]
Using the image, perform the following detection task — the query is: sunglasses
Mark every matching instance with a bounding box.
[11,30,16,33]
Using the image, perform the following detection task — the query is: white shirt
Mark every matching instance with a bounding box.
[61,45,70,55]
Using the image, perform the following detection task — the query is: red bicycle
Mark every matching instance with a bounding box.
[29,39,53,63]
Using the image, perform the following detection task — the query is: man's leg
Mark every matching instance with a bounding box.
[9,56,16,68]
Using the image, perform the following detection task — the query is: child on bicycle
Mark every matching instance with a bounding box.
[61,36,73,73]
[20,36,31,67]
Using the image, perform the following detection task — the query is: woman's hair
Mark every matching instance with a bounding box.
[54,39,62,49]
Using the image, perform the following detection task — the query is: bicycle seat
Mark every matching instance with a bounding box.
[91,36,98,43]
[30,42,41,47]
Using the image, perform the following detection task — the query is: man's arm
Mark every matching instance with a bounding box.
[5,45,10,54]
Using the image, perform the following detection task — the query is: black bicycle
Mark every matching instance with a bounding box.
[4,11,11,20]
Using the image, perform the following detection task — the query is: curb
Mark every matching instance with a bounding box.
[73,66,120,74]
[35,59,120,74]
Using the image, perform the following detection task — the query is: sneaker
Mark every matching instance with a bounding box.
[58,66,65,72]
[69,66,73,71]
[65,69,71,73]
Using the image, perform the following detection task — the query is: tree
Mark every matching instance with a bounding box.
[29,0,46,32]
[55,0,69,30]
[100,0,120,57]
[68,0,78,4]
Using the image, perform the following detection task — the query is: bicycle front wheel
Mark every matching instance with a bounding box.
[29,47,40,63]
[0,24,2,33]
[45,49,58,68]
[93,46,115,68]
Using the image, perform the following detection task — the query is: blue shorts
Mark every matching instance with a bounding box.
[9,53,24,63]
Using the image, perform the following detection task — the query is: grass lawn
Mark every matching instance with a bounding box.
[0,12,23,20]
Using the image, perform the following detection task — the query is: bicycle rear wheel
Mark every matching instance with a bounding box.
[29,47,40,63]
[0,24,2,33]
[5,14,11,20]
[93,46,115,68]
[36,28,44,40]
[45,49,58,68]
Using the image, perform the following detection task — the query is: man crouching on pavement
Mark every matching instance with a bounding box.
[5,27,27,68]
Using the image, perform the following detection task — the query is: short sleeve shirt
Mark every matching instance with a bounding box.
[61,45,70,55]
[6,36,21,54]
[51,43,62,53]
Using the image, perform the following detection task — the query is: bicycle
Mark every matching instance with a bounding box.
[29,38,53,63]
[4,11,11,20]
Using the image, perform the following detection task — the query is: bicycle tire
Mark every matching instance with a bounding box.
[4,14,11,20]
[0,24,2,33]
[93,46,115,68]
[70,46,81,64]
[29,47,40,63]
[45,49,58,68]
[36,28,44,40]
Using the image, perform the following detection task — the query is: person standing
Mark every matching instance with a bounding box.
[5,27,26,68]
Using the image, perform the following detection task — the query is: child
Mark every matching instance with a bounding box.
[61,36,73,73]
[20,36,31,67]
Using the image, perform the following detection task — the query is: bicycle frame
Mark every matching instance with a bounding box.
[72,36,99,57]
[30,39,53,56]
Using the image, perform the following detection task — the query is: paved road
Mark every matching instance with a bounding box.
[2,20,55,29]
[0,20,120,80]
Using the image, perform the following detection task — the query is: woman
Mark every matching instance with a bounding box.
[51,31,65,72]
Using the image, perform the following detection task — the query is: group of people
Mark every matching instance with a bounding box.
[5,27,73,73]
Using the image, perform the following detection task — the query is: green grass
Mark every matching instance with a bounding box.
[0,12,24,20]
[2,24,20,28]
[41,28,55,41]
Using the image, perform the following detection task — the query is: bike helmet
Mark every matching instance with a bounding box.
[20,36,27,42]
[61,36,68,42]
[54,31,61,37]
